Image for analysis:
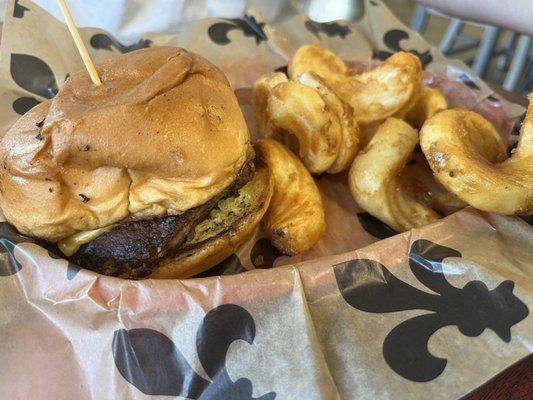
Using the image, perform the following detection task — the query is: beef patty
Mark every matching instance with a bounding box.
[66,161,255,278]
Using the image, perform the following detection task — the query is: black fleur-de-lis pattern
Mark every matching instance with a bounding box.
[357,212,397,239]
[304,20,352,39]
[45,248,81,280]
[334,239,529,382]
[113,304,276,399]
[0,222,33,276]
[274,65,288,74]
[519,215,532,226]
[11,53,58,99]
[208,15,267,45]
[0,239,21,276]
[90,33,152,53]
[10,53,58,115]
[12,96,40,115]
[13,0,30,18]
[459,72,481,90]
[376,29,433,67]
[250,238,282,269]
[0,223,85,279]
[512,112,526,136]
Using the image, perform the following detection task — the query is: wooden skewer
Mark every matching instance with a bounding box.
[57,0,102,85]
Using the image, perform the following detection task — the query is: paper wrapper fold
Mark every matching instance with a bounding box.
[0,1,531,399]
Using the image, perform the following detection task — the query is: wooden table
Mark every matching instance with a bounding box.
[463,355,532,400]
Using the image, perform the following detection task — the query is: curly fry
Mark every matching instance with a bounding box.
[267,81,342,174]
[420,97,533,214]
[257,139,325,255]
[252,72,288,137]
[289,45,422,126]
[297,72,360,173]
[289,44,347,83]
[405,86,448,129]
[349,118,440,232]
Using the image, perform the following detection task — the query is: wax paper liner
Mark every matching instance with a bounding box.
[0,1,531,399]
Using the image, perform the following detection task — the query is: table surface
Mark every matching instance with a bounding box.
[0,22,531,400]
[462,355,532,400]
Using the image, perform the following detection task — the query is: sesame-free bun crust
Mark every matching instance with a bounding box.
[0,47,251,241]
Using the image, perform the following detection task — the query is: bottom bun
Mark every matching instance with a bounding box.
[149,162,273,279]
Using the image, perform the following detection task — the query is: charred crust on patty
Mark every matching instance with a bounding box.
[69,159,257,279]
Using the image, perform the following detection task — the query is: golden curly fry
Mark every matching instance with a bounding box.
[252,72,288,137]
[349,118,440,232]
[392,83,422,120]
[289,45,422,126]
[267,80,342,174]
[289,44,347,83]
[257,139,325,255]
[405,86,448,129]
[420,96,533,214]
[297,72,360,173]
[340,53,422,125]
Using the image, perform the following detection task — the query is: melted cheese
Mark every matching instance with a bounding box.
[57,225,115,256]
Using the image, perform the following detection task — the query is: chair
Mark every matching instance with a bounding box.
[411,4,531,93]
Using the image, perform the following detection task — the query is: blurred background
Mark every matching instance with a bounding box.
[386,0,531,98]
[1,0,531,97]
[301,0,532,98]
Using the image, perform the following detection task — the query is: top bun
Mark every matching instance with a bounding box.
[0,47,252,241]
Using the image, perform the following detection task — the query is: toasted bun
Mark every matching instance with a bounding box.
[150,161,273,279]
[0,47,251,242]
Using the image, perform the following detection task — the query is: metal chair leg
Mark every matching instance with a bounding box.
[518,58,533,95]
[503,35,531,92]
[411,5,429,33]
[497,32,517,70]
[439,18,464,54]
[471,26,501,77]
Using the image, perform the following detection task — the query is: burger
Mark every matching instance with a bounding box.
[0,46,273,279]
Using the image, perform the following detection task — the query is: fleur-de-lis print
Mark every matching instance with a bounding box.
[10,54,58,115]
[375,29,433,67]
[0,222,33,276]
[458,72,481,90]
[207,15,267,45]
[66,263,81,280]
[520,215,532,226]
[14,0,30,18]
[44,248,81,280]
[305,20,352,39]
[12,97,40,115]
[511,111,526,136]
[357,212,397,239]
[333,239,529,382]
[274,65,288,74]
[11,54,58,99]
[459,74,502,102]
[113,304,276,399]
[250,238,282,269]
[508,112,526,155]
[90,33,152,53]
